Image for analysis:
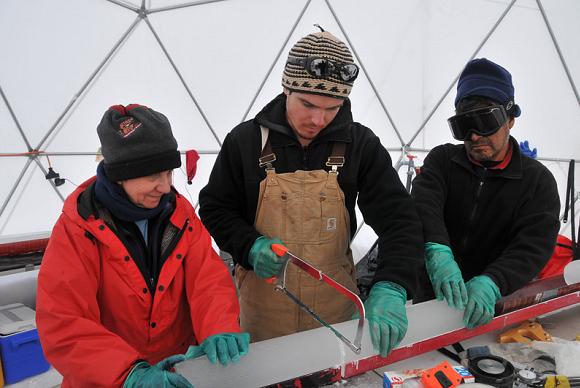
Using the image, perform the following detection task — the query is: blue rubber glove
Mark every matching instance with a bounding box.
[425,243,468,310]
[248,236,286,278]
[185,332,250,366]
[365,281,408,357]
[519,140,537,159]
[124,355,193,388]
[463,275,501,329]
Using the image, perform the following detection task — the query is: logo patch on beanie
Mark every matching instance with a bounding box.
[118,117,142,138]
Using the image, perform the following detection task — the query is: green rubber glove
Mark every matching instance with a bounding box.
[124,356,193,388]
[365,281,408,357]
[248,236,286,278]
[463,275,501,329]
[185,332,250,366]
[425,242,468,310]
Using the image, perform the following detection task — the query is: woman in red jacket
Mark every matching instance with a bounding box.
[36,104,248,387]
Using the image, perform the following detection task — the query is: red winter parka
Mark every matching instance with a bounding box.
[36,177,241,387]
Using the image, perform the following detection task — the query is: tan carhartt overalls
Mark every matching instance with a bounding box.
[235,127,358,342]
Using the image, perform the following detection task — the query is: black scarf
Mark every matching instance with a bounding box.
[94,161,170,222]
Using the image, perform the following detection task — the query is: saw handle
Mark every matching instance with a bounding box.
[264,243,289,284]
[271,243,289,257]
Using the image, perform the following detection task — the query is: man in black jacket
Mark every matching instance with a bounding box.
[412,58,560,329]
[199,28,423,357]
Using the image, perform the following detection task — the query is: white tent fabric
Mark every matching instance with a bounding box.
[1,0,578,263]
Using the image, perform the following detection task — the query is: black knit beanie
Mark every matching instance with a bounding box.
[97,104,181,181]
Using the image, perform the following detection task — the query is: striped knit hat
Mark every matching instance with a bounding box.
[282,30,357,99]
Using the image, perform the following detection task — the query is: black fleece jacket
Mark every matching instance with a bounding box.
[199,93,423,297]
[411,137,560,296]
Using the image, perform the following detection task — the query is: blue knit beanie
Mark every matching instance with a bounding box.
[455,58,521,117]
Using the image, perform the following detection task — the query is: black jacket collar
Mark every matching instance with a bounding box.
[452,136,523,179]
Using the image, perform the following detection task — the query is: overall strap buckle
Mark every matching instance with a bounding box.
[326,142,346,174]
[259,153,276,169]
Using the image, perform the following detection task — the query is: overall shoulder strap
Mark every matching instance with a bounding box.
[258,126,276,169]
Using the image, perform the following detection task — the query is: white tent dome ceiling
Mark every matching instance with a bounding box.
[0,0,578,258]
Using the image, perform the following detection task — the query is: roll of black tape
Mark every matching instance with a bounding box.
[468,355,515,388]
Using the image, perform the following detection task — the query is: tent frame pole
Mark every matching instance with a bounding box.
[406,0,517,148]
[0,159,34,222]
[536,0,580,105]
[325,0,404,147]
[35,16,142,151]
[0,86,32,151]
[240,0,312,123]
[143,16,222,147]
[148,0,229,15]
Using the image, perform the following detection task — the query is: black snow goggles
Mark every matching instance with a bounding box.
[287,56,359,82]
[447,105,509,141]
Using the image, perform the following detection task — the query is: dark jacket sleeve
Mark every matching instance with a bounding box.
[483,166,560,295]
[410,145,452,246]
[357,130,424,298]
[198,131,261,269]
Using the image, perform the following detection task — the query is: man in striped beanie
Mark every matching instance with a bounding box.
[200,27,424,358]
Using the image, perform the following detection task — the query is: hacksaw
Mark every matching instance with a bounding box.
[270,243,365,354]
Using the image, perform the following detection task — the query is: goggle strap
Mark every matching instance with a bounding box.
[287,57,306,67]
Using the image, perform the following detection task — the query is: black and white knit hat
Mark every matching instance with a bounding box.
[97,104,181,181]
[282,30,356,99]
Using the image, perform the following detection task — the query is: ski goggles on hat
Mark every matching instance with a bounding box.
[447,105,509,141]
[287,56,359,82]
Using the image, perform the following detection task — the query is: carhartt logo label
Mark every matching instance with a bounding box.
[118,117,141,138]
[326,218,337,231]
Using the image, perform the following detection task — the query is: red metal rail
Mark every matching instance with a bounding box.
[0,238,49,257]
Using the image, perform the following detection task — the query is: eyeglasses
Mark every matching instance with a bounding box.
[287,56,359,82]
[447,105,509,141]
